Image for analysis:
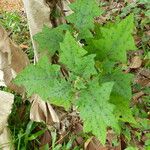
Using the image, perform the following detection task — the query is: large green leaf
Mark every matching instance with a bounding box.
[86,14,136,62]
[14,56,73,110]
[67,0,102,38]
[76,79,119,145]
[60,32,97,79]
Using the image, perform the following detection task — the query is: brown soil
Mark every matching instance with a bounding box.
[0,0,23,11]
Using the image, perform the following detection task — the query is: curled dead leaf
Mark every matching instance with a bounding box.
[30,94,60,127]
[0,25,60,134]
[0,25,30,94]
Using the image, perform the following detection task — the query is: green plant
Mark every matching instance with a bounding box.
[0,11,21,33]
[145,133,150,149]
[40,131,79,150]
[13,121,46,150]
[125,146,138,150]
[51,131,76,150]
[14,0,137,145]
[7,94,46,150]
[120,0,150,62]
[0,11,34,60]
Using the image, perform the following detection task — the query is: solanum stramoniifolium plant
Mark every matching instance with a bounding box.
[14,0,137,145]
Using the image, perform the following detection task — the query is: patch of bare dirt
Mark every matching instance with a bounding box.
[0,0,23,12]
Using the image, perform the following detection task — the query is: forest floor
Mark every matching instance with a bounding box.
[0,0,150,150]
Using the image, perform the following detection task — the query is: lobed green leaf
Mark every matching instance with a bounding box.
[14,56,73,110]
[67,0,102,38]
[86,14,137,62]
[76,79,120,144]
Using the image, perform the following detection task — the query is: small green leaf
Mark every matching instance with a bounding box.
[28,130,46,141]
[34,24,69,56]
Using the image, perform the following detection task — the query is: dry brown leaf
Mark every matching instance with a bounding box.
[132,91,145,104]
[130,56,142,69]
[135,76,150,87]
[39,130,51,147]
[84,137,94,150]
[68,0,75,2]
[22,0,53,62]
[30,94,60,126]
[0,25,29,93]
[134,68,150,88]
[0,127,14,150]
[0,90,14,150]
[0,70,6,87]
[85,131,121,150]
[140,68,150,79]
[0,25,59,129]
[126,0,136,3]
[85,138,109,150]
[19,44,29,49]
